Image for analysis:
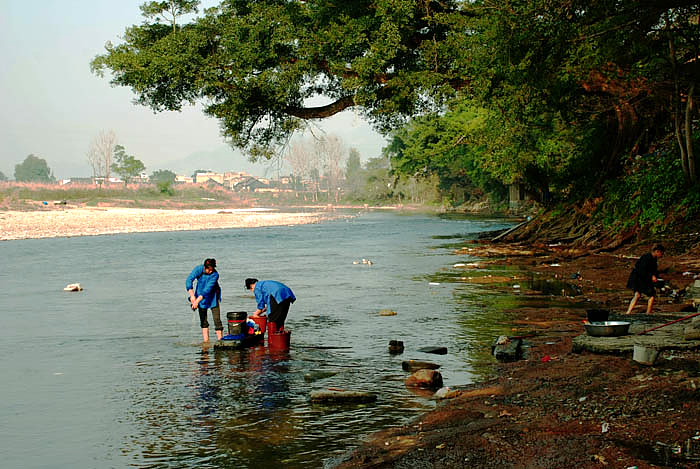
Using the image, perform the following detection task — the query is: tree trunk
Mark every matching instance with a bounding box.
[685,83,696,183]
[668,23,692,182]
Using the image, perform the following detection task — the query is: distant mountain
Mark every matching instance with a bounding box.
[155,145,282,178]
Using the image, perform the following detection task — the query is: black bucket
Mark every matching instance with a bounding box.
[586,309,610,322]
[226,311,248,336]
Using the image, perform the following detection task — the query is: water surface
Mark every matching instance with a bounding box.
[0,211,515,468]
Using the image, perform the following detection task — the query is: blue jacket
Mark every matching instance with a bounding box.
[254,280,296,311]
[186,265,221,309]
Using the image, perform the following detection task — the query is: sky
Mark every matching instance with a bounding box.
[0,0,388,179]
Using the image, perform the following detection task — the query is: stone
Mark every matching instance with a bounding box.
[379,309,398,316]
[684,317,700,340]
[388,340,404,354]
[405,369,443,389]
[492,336,523,362]
[418,346,448,355]
[433,386,460,400]
[303,371,338,383]
[310,390,377,404]
[402,360,440,372]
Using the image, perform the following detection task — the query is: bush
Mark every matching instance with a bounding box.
[597,148,700,233]
[157,180,175,196]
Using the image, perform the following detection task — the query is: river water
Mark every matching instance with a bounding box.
[0,211,516,468]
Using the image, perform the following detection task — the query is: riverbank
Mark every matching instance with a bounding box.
[335,238,700,468]
[0,206,346,241]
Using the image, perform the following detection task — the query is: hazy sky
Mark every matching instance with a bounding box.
[0,0,387,179]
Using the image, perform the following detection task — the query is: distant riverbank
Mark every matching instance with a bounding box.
[0,206,346,241]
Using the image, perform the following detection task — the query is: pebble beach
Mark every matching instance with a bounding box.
[0,207,340,241]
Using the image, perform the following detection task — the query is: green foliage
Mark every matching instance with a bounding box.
[14,155,55,182]
[157,180,176,195]
[598,148,700,233]
[0,170,7,181]
[92,0,469,156]
[111,145,146,185]
[93,0,700,220]
[150,169,176,184]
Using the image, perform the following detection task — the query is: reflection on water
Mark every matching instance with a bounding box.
[0,212,524,468]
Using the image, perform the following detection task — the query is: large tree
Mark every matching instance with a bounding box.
[92,0,700,197]
[14,154,55,182]
[91,0,469,158]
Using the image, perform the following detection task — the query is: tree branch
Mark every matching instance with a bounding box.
[285,95,356,119]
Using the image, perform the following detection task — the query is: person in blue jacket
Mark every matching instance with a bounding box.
[187,258,223,342]
[245,278,296,331]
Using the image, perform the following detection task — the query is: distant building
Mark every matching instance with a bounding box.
[195,172,224,185]
[234,176,269,192]
[175,175,194,184]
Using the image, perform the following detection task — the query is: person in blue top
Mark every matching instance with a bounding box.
[186,258,223,342]
[245,278,296,331]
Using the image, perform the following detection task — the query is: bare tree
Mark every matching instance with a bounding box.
[286,139,317,200]
[315,135,347,203]
[86,130,117,184]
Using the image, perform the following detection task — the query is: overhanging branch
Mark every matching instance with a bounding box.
[285,95,356,119]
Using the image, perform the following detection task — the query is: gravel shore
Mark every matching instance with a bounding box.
[0,207,341,241]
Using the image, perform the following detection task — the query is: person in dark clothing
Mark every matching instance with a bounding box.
[625,244,665,315]
[245,278,296,331]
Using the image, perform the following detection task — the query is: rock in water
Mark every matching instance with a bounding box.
[389,340,404,354]
[406,369,443,389]
[379,309,398,316]
[402,360,440,372]
[310,390,377,404]
[418,346,447,355]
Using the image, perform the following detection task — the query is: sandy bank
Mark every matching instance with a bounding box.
[0,207,343,241]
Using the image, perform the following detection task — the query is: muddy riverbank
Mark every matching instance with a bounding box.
[334,238,700,468]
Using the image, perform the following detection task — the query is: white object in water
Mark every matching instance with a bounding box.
[429,282,440,286]
[63,283,83,291]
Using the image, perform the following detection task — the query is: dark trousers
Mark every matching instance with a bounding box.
[198,305,223,330]
[268,296,293,328]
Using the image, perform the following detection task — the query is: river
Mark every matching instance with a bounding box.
[0,211,515,468]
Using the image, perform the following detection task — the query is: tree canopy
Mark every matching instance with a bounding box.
[14,155,55,182]
[112,145,146,185]
[150,169,177,184]
[93,0,700,211]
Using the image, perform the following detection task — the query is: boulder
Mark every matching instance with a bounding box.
[492,335,523,362]
[418,346,447,355]
[402,360,440,372]
[684,317,700,341]
[405,369,443,389]
[310,390,377,404]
